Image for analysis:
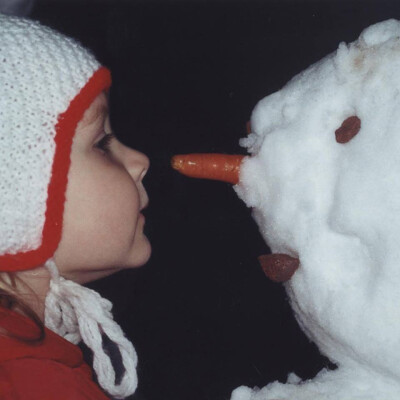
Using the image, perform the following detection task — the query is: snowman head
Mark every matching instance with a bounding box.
[236,19,400,378]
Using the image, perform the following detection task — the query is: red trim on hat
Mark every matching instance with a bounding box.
[0,67,112,271]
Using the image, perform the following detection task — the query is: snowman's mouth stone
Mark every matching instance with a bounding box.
[258,253,300,282]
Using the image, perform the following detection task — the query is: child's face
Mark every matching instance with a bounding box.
[53,92,151,284]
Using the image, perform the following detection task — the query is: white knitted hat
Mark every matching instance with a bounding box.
[0,14,108,269]
[0,14,138,399]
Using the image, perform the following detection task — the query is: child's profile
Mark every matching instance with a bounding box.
[0,13,149,399]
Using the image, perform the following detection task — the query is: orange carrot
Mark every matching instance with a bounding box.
[171,153,245,184]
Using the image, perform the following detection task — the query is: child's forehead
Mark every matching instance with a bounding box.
[80,92,109,127]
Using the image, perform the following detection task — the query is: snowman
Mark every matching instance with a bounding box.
[173,19,400,400]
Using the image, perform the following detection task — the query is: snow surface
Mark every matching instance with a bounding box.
[232,19,400,399]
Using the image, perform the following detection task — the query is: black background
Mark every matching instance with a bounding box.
[26,1,400,399]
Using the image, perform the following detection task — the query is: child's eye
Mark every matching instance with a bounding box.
[95,132,115,153]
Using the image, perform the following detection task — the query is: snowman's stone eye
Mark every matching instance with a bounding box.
[335,116,361,144]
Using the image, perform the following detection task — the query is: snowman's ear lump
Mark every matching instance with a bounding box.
[335,116,361,144]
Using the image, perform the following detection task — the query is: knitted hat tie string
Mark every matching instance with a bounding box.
[44,259,138,399]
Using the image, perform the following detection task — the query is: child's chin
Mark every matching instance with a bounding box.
[128,238,152,268]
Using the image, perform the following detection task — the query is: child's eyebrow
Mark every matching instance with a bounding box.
[81,101,109,128]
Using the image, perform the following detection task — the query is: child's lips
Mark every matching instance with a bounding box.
[139,198,148,224]
[140,200,149,213]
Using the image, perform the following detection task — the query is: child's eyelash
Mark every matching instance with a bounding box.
[95,132,115,153]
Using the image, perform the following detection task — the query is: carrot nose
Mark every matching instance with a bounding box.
[171,153,245,185]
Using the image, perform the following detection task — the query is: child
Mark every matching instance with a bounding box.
[0,13,150,399]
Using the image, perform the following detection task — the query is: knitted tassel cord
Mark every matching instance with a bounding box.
[44,259,138,399]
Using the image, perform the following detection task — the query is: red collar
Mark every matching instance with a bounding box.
[0,307,84,368]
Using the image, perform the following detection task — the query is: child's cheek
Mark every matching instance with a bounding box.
[57,155,141,272]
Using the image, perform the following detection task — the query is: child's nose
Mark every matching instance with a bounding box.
[120,145,150,183]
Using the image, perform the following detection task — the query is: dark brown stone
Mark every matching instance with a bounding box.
[258,253,300,283]
[335,115,361,144]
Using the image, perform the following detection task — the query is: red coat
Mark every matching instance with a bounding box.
[0,307,109,399]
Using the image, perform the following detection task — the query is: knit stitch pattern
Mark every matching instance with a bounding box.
[0,14,99,260]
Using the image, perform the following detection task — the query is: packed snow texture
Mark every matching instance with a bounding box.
[232,19,400,399]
